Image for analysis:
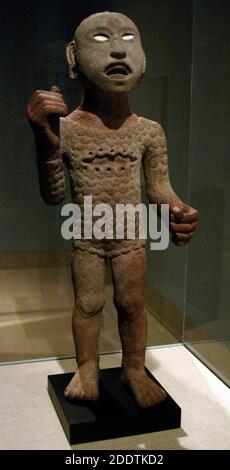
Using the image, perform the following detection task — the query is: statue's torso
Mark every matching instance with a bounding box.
[60,112,154,257]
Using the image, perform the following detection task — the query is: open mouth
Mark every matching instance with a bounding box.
[104,62,132,77]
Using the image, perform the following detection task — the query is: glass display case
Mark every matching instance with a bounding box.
[0,0,229,388]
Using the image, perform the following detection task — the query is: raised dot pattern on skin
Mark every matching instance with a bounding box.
[58,117,168,257]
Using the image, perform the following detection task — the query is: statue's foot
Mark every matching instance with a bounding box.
[121,368,167,408]
[64,361,99,401]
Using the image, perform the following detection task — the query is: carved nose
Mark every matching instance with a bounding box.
[110,51,127,60]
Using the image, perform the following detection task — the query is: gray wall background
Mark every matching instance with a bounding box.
[0,1,192,330]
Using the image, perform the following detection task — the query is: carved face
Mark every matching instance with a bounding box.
[69,12,146,93]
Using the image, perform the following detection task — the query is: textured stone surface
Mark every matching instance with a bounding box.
[59,113,167,257]
[27,11,198,409]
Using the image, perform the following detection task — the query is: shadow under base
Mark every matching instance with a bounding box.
[48,367,181,445]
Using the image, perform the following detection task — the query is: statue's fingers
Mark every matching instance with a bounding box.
[51,85,62,94]
[171,231,194,246]
[170,222,198,233]
[170,206,184,222]
[31,99,68,116]
[29,90,64,109]
[30,94,65,108]
[181,210,199,223]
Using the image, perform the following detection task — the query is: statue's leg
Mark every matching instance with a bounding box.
[65,250,105,401]
[111,248,166,407]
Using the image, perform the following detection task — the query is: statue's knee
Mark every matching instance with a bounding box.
[75,295,105,318]
[114,293,143,317]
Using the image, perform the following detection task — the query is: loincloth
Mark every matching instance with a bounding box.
[73,238,146,258]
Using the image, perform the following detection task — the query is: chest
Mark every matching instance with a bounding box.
[66,124,146,168]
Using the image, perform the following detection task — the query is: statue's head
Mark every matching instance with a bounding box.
[66,11,146,94]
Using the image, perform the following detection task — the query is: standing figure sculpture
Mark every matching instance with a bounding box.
[27,12,198,408]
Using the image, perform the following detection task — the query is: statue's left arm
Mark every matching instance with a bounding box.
[142,122,199,245]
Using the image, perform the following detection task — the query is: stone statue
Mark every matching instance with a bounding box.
[27,12,198,408]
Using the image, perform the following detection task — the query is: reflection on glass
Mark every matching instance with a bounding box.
[184,0,230,386]
[0,1,193,362]
[0,0,229,388]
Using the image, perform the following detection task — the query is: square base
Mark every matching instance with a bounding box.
[48,368,181,444]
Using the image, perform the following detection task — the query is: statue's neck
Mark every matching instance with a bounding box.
[79,87,132,129]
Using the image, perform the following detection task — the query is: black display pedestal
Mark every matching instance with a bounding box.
[48,367,181,445]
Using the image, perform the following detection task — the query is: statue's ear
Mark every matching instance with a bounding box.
[66,40,78,79]
[142,52,146,77]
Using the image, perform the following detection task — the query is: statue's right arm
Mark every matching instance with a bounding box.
[27,86,68,205]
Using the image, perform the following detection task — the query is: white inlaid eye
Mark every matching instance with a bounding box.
[122,33,134,41]
[94,34,109,42]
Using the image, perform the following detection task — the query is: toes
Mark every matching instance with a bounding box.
[64,380,99,402]
[64,387,75,400]
[65,389,99,401]
[123,373,167,408]
[154,384,165,399]
[64,384,79,400]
